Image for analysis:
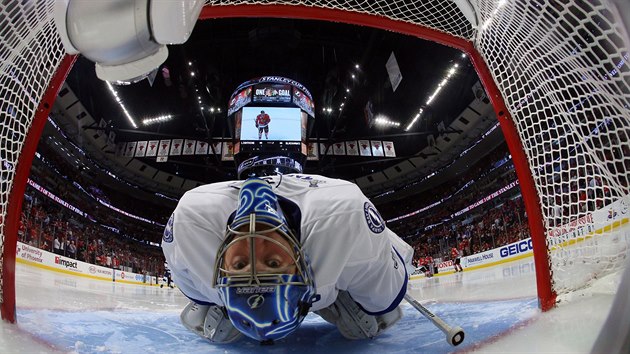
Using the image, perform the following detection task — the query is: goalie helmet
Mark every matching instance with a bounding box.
[213,178,315,343]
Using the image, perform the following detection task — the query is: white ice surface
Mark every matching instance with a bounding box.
[0,256,621,353]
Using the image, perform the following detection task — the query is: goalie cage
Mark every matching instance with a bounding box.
[1,0,629,327]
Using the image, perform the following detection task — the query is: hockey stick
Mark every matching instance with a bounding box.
[404,293,465,346]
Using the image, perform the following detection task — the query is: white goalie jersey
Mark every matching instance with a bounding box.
[162,174,414,313]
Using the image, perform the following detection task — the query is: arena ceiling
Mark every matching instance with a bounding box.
[59,17,494,196]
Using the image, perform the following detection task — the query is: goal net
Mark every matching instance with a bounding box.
[1,0,628,322]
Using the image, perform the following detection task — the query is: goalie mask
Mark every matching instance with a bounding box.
[213,178,315,343]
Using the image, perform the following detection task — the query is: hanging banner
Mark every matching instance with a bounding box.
[221,142,235,161]
[345,141,359,156]
[146,140,159,157]
[358,140,371,156]
[124,142,137,157]
[107,131,116,147]
[135,141,148,157]
[371,140,384,157]
[319,142,331,156]
[157,140,171,157]
[115,142,126,157]
[307,142,319,160]
[383,141,396,157]
[333,142,346,155]
[183,139,195,155]
[170,139,183,156]
[211,141,222,155]
[386,52,403,92]
[195,141,209,155]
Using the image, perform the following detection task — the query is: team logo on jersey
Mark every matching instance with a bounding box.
[163,213,174,243]
[364,202,385,234]
[247,294,265,309]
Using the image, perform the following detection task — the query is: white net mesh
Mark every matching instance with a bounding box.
[204,0,476,39]
[0,0,66,308]
[475,0,630,295]
[0,0,628,317]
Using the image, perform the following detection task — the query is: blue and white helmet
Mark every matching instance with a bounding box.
[213,178,315,343]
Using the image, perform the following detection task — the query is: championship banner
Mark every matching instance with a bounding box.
[320,142,333,156]
[170,139,183,156]
[383,141,396,157]
[146,140,159,157]
[332,142,346,155]
[371,140,384,157]
[182,139,195,155]
[386,52,403,92]
[221,142,235,161]
[345,141,359,156]
[124,142,136,157]
[358,140,371,156]
[107,131,116,147]
[157,140,171,157]
[210,141,222,155]
[307,142,319,160]
[115,142,126,157]
[135,141,148,157]
[195,141,209,155]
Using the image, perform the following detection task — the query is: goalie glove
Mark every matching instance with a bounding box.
[180,301,242,343]
[315,290,403,340]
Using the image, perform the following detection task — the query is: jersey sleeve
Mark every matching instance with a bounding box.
[300,181,414,314]
[342,215,411,315]
[161,185,237,305]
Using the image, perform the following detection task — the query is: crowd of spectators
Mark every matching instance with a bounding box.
[19,138,175,278]
[19,185,167,276]
[376,143,530,267]
[24,117,626,278]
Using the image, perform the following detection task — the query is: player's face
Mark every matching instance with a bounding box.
[224,227,297,275]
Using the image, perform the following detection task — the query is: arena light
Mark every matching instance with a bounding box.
[405,109,423,131]
[375,116,400,127]
[406,61,459,131]
[142,114,173,126]
[106,82,137,128]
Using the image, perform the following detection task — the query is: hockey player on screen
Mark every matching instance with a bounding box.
[161,174,414,344]
[255,110,271,139]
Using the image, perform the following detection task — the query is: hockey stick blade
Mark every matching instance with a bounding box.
[404,293,465,346]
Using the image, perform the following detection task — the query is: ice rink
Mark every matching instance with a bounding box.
[0,256,621,353]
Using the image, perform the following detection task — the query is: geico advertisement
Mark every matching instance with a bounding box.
[463,238,533,268]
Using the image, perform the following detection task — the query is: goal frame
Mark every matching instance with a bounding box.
[1,3,556,323]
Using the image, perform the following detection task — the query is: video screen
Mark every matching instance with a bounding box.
[227,87,252,116]
[252,84,292,104]
[293,86,315,118]
[240,107,302,141]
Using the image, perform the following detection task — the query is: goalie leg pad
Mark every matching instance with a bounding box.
[315,290,379,340]
[375,305,403,333]
[180,301,242,343]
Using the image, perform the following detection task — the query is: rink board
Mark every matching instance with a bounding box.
[16,298,538,354]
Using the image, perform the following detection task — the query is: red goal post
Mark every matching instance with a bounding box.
[1,0,629,323]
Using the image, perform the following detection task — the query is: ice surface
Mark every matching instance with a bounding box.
[0,257,620,353]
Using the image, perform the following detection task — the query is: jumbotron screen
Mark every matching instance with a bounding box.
[240,106,302,142]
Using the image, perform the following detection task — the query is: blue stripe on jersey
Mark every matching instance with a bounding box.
[361,246,408,316]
